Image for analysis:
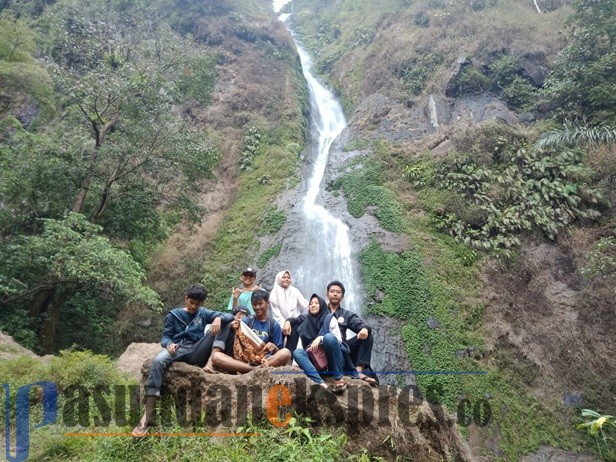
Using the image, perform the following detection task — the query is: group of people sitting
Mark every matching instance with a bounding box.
[131,268,378,437]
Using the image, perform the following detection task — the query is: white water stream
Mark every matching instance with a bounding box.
[275,3,362,313]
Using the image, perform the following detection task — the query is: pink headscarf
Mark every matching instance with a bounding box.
[269,270,309,326]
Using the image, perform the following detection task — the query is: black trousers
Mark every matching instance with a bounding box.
[346,334,374,368]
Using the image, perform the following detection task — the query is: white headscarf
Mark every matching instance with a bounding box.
[269,270,309,327]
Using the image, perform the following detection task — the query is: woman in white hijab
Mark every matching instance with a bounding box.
[269,270,308,328]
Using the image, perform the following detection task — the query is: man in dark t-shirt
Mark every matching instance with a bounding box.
[211,289,291,373]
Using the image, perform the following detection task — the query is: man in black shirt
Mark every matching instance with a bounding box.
[326,280,378,386]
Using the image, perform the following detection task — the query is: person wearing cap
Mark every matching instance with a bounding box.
[227,267,260,314]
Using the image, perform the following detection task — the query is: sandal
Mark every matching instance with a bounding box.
[131,423,149,438]
[332,379,348,394]
[359,375,378,387]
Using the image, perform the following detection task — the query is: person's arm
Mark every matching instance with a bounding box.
[228,287,242,310]
[270,301,285,327]
[270,323,284,350]
[346,311,371,340]
[329,315,342,343]
[288,314,306,328]
[202,308,234,325]
[346,311,369,334]
[160,311,177,348]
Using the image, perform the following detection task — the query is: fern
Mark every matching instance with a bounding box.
[535,123,616,149]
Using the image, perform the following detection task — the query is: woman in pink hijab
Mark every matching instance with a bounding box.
[269,270,308,328]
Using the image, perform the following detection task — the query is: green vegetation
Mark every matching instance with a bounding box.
[577,409,616,460]
[289,0,566,112]
[240,125,263,172]
[257,243,283,268]
[0,0,220,354]
[336,136,590,458]
[1,351,358,462]
[201,119,307,309]
[258,207,287,236]
[536,123,616,150]
[0,213,161,353]
[582,236,616,280]
[543,0,616,124]
[332,156,404,233]
[403,122,606,255]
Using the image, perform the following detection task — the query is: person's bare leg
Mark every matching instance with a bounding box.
[132,395,157,436]
[203,347,222,373]
[211,351,256,373]
[264,348,292,367]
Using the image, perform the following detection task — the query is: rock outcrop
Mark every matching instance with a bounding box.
[123,343,473,461]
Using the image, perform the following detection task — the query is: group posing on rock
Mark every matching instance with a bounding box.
[132,268,378,437]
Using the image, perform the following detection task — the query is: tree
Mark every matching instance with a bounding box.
[0,0,219,353]
[38,0,219,223]
[536,122,616,149]
[544,0,616,123]
[0,213,161,353]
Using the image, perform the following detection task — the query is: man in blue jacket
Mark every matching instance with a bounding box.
[132,283,234,437]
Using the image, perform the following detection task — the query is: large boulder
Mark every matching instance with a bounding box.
[0,331,40,361]
[125,343,473,461]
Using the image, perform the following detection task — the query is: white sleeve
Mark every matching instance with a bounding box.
[329,316,342,343]
[270,302,285,327]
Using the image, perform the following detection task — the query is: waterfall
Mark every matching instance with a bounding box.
[272,1,416,386]
[429,94,439,128]
[274,7,362,313]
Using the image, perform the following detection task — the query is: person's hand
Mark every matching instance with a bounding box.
[264,342,277,353]
[282,321,292,336]
[231,320,240,330]
[232,287,242,299]
[167,343,178,355]
[309,336,323,351]
[357,328,369,340]
[210,317,222,334]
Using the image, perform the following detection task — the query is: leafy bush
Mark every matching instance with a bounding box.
[577,409,616,460]
[402,53,443,96]
[582,236,616,280]
[409,146,604,255]
[240,125,262,172]
[453,65,491,94]
[501,76,537,111]
[257,243,283,268]
[48,350,131,390]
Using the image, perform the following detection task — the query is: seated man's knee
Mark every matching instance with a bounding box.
[211,351,227,367]
[152,349,172,367]
[279,348,292,362]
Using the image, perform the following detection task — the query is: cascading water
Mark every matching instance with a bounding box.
[275,8,361,312]
[272,1,415,386]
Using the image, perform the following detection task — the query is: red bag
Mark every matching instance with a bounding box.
[307,346,328,371]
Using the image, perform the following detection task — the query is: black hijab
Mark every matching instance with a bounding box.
[297,293,329,347]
